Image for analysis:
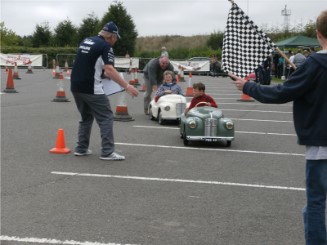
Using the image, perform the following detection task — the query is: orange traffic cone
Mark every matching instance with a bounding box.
[185,72,193,97]
[133,68,140,86]
[49,128,71,154]
[113,92,134,121]
[65,68,71,79]
[139,83,146,92]
[64,60,69,71]
[52,73,70,102]
[3,68,18,93]
[51,59,56,78]
[237,73,255,102]
[238,93,255,102]
[53,61,61,79]
[26,64,33,74]
[129,68,136,85]
[13,63,21,80]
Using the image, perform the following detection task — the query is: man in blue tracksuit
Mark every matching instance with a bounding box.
[71,21,138,161]
[230,9,327,245]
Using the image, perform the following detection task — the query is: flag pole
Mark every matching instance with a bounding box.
[275,47,297,69]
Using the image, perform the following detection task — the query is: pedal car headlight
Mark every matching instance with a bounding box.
[188,120,197,129]
[164,106,170,111]
[225,121,234,130]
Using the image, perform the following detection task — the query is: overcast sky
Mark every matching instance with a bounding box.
[1,0,326,37]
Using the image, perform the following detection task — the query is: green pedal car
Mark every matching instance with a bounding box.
[180,102,235,146]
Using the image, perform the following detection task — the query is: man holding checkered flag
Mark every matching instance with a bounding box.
[227,4,327,244]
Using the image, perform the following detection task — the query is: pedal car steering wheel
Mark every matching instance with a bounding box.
[195,101,208,107]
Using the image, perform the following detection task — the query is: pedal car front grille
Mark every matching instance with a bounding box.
[205,118,217,136]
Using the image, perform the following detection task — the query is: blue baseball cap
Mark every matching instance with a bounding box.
[102,21,121,39]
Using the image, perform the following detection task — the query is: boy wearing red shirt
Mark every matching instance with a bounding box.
[185,82,217,114]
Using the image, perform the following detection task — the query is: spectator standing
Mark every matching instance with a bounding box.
[286,50,294,78]
[230,9,327,245]
[161,46,169,57]
[143,56,174,115]
[273,52,279,78]
[70,21,139,161]
[293,49,307,68]
[277,54,284,78]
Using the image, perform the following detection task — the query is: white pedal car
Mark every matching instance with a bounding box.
[148,94,187,124]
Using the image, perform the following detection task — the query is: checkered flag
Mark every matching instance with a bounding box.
[222,3,276,78]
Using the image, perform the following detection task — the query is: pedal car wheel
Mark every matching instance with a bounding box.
[149,107,154,120]
[183,130,189,146]
[226,140,232,147]
[158,111,164,125]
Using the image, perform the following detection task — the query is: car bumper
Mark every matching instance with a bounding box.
[186,136,234,142]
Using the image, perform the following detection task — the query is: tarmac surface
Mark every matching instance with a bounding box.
[1,68,305,245]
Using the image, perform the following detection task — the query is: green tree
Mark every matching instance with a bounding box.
[77,12,99,44]
[99,1,138,56]
[18,35,33,47]
[207,31,224,50]
[0,22,20,46]
[303,20,316,38]
[32,22,52,47]
[53,18,78,47]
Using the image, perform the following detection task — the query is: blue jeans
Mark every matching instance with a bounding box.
[303,159,327,245]
[72,92,115,157]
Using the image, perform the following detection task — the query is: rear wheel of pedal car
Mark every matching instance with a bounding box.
[149,107,154,120]
[158,111,164,125]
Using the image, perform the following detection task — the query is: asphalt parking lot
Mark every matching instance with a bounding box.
[1,68,305,245]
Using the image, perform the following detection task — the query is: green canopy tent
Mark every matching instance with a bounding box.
[275,35,320,48]
[274,35,320,78]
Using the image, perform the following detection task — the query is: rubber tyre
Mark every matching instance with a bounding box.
[158,111,164,125]
[183,130,189,146]
[149,107,154,120]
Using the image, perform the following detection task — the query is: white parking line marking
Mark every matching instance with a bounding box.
[133,126,297,136]
[218,102,292,107]
[230,118,292,123]
[114,142,304,156]
[236,131,296,136]
[51,171,305,192]
[0,235,138,245]
[223,108,292,114]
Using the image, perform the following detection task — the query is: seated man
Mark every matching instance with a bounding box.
[185,82,218,114]
[154,70,184,102]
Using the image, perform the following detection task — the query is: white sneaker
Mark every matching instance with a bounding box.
[74,149,92,156]
[99,152,125,161]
